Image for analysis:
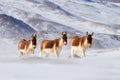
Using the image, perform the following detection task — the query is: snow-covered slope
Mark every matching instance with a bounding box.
[0,14,36,41]
[0,0,120,48]
[96,0,120,3]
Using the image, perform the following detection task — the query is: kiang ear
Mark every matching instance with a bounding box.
[32,34,37,38]
[65,32,67,35]
[35,34,37,38]
[32,34,34,37]
[91,32,94,36]
[62,32,67,35]
[62,32,64,35]
[86,32,88,35]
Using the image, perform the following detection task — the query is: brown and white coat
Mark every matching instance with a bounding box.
[18,34,37,56]
[70,32,94,58]
[39,32,67,58]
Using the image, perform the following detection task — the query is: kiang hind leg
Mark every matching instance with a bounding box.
[40,50,44,57]
[18,51,21,56]
[71,47,77,57]
[18,50,24,56]
[54,50,59,58]
[24,50,28,57]
[81,48,86,58]
[71,47,74,57]
[31,50,35,56]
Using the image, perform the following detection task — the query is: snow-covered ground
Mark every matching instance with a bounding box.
[0,39,120,80]
[0,0,120,80]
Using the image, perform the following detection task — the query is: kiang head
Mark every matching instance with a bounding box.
[86,32,94,47]
[61,32,67,45]
[31,34,37,48]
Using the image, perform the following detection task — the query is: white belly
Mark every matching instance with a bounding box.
[19,49,24,53]
[27,48,34,53]
[71,46,79,51]
[43,48,54,54]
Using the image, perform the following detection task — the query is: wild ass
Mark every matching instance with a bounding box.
[70,32,94,58]
[18,34,37,56]
[40,32,67,58]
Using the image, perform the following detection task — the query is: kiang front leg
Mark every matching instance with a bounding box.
[24,50,28,57]
[81,48,86,58]
[71,47,77,58]
[54,50,59,58]
[40,50,43,57]
[32,50,35,56]
[71,47,75,57]
[18,51,23,56]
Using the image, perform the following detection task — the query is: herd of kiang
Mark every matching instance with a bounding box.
[18,32,94,58]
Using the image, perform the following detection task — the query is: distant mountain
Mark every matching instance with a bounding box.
[99,0,120,3]
[0,0,120,48]
[0,14,36,41]
[27,14,81,40]
[0,13,80,42]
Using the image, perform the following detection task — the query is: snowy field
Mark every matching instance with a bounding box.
[0,39,120,80]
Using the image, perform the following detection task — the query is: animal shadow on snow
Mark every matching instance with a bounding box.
[19,56,75,64]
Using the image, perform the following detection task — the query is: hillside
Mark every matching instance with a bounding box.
[0,0,120,48]
[0,14,36,41]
